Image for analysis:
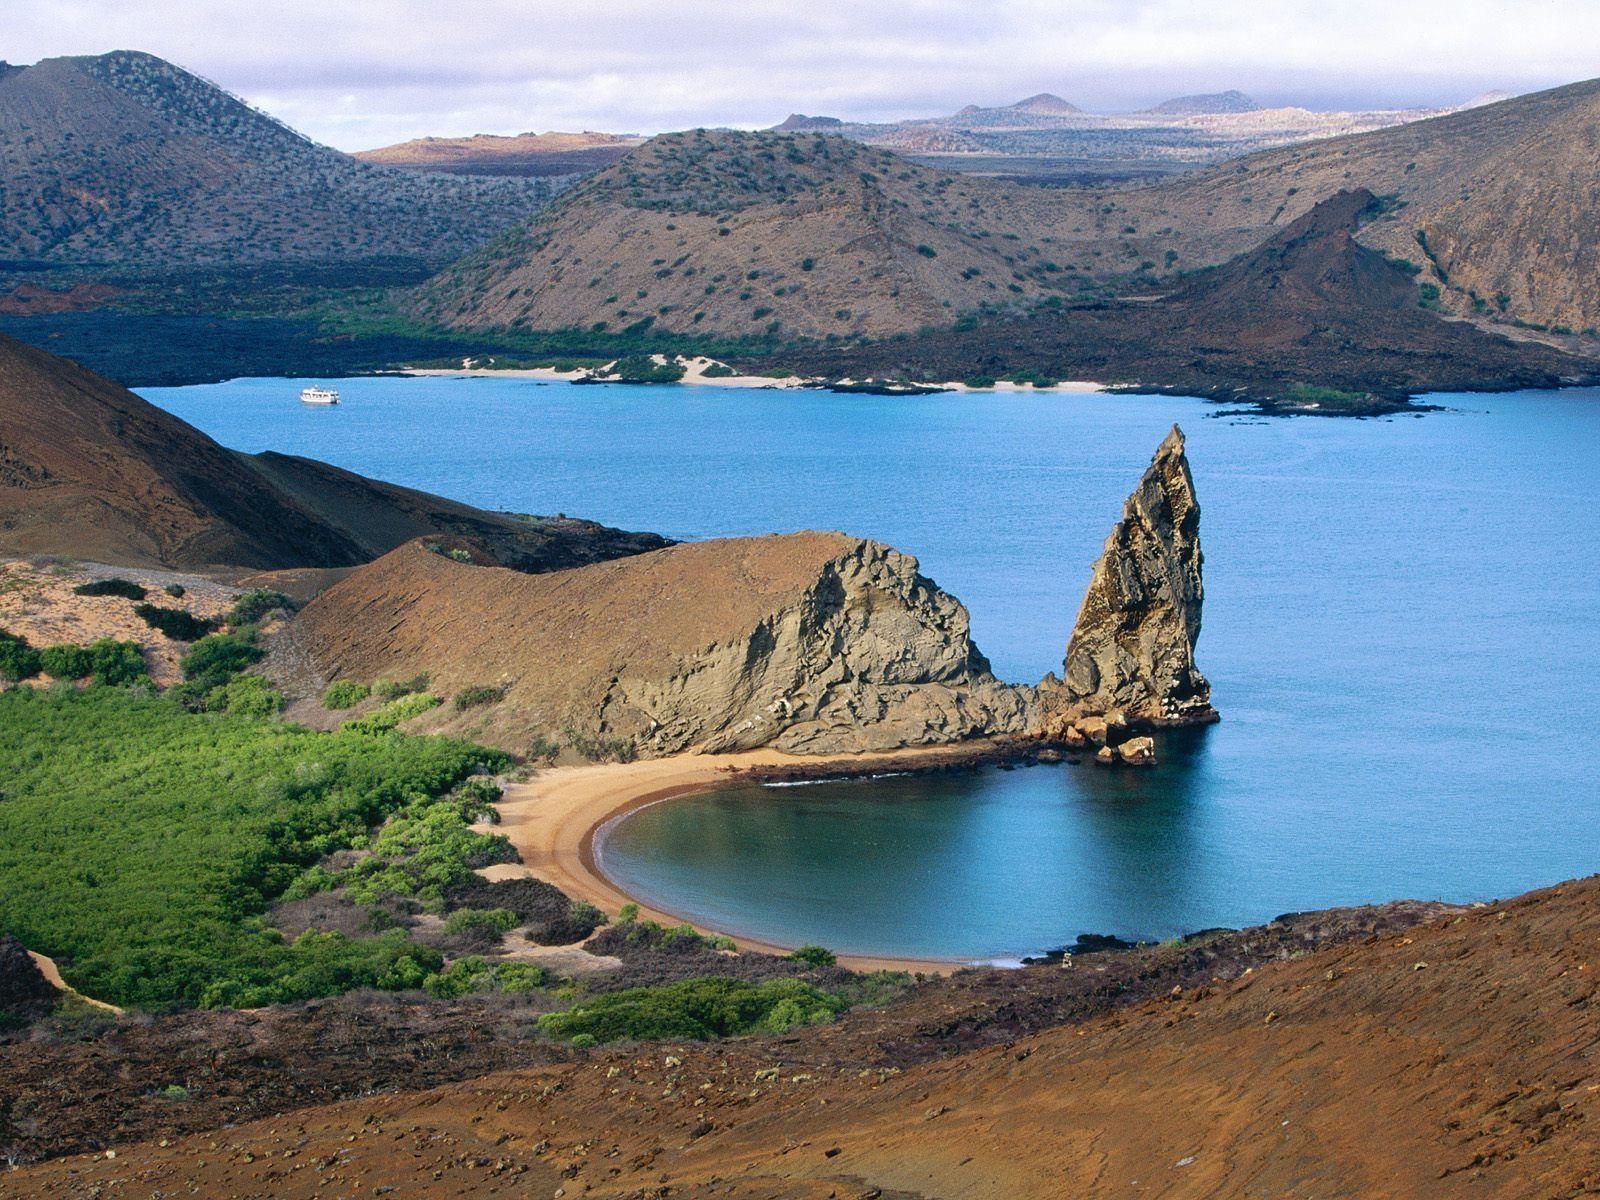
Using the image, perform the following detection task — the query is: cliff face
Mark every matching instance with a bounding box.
[288,533,1033,757]
[1040,425,1216,737]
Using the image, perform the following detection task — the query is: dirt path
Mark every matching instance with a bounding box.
[26,950,122,1014]
[494,743,1023,975]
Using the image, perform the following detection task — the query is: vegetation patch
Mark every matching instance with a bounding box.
[538,976,846,1044]
[453,683,507,710]
[0,687,504,1009]
[340,691,441,733]
[227,589,298,625]
[322,680,371,709]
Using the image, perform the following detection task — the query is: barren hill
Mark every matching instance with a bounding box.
[0,333,664,571]
[0,51,567,267]
[778,190,1594,406]
[287,532,1032,754]
[1093,77,1600,332]
[355,130,644,178]
[417,78,1600,344]
[412,129,1074,338]
[9,870,1598,1197]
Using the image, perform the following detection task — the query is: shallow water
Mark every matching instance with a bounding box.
[144,377,1600,959]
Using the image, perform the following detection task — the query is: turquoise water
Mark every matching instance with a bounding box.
[143,377,1600,960]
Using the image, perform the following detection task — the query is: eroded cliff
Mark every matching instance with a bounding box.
[1039,425,1217,744]
[286,533,1032,757]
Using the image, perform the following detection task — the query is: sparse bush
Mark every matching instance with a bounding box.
[787,944,837,968]
[916,244,938,258]
[373,673,429,701]
[228,589,297,626]
[322,680,370,710]
[163,584,186,598]
[453,683,507,710]
[73,578,146,600]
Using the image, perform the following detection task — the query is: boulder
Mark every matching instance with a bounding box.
[1117,736,1157,766]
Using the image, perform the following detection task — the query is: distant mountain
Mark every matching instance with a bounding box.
[772,114,845,131]
[412,129,1074,339]
[1148,90,1259,115]
[1007,93,1082,116]
[0,332,666,571]
[0,51,568,267]
[355,130,644,178]
[777,190,1593,407]
[1109,78,1600,332]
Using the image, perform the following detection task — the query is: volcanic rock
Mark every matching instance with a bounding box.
[287,533,1035,756]
[0,936,59,1029]
[1040,426,1216,736]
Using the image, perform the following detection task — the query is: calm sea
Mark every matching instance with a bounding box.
[142,377,1600,960]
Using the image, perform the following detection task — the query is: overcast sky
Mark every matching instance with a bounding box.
[2,1,1594,150]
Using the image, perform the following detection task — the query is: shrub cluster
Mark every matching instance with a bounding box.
[228,589,298,626]
[453,683,507,710]
[72,578,147,600]
[538,976,845,1044]
[0,687,505,1009]
[340,692,441,733]
[322,680,371,709]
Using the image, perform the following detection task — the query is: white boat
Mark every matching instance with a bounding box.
[299,386,340,405]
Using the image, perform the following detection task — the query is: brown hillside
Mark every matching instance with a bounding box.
[9,873,1599,1197]
[0,333,665,571]
[0,51,564,267]
[1095,78,1600,331]
[411,129,1076,339]
[286,533,1031,755]
[355,131,643,177]
[779,190,1594,406]
[417,79,1600,341]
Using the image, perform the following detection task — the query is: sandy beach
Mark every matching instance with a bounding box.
[493,742,1027,976]
[403,359,1106,394]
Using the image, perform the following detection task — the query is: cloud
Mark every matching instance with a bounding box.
[1,0,1592,149]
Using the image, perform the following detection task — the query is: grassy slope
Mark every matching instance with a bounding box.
[0,688,501,1009]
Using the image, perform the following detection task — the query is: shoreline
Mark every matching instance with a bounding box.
[402,362,1108,395]
[493,739,1044,976]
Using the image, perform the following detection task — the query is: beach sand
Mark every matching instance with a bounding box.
[493,742,1025,975]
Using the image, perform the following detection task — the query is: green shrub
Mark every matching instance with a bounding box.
[539,977,846,1044]
[322,680,370,710]
[133,603,217,642]
[606,355,686,384]
[339,796,515,904]
[72,578,146,600]
[526,733,561,763]
[0,629,42,682]
[443,907,519,936]
[787,944,837,968]
[0,687,501,1009]
[617,902,640,924]
[916,244,938,258]
[209,673,284,717]
[173,631,263,708]
[40,643,94,681]
[341,692,441,734]
[227,589,297,626]
[373,673,429,701]
[453,683,507,710]
[85,639,148,686]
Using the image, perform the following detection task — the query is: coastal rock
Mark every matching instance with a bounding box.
[1040,425,1217,737]
[286,533,1037,758]
[1117,736,1157,766]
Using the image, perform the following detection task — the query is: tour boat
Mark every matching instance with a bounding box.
[299,386,340,405]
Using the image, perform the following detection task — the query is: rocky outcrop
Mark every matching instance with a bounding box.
[1039,426,1217,744]
[0,936,59,1030]
[287,533,1034,757]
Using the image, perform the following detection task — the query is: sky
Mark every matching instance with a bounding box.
[2,0,1594,150]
